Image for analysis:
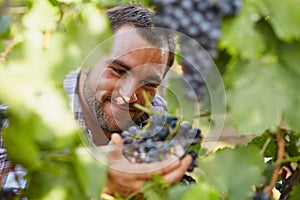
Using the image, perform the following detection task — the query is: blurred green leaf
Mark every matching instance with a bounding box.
[25,160,85,200]
[167,184,189,200]
[165,77,197,123]
[264,0,300,41]
[220,1,266,59]
[22,0,59,31]
[290,183,300,200]
[198,145,265,200]
[181,183,219,200]
[73,147,107,198]
[141,174,169,200]
[3,113,42,170]
[276,42,300,131]
[226,57,297,134]
[167,183,219,200]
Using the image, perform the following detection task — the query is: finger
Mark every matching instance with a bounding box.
[162,154,193,184]
[144,156,180,174]
[132,156,181,180]
[111,133,123,147]
[106,133,124,163]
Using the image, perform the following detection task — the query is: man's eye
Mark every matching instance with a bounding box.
[142,81,159,88]
[112,68,126,76]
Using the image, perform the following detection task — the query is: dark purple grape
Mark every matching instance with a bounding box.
[181,173,196,185]
[251,192,270,200]
[151,0,242,100]
[121,114,202,177]
[121,114,202,184]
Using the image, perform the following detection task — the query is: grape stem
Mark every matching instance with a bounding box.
[165,120,181,141]
[134,103,178,118]
[278,156,300,165]
[260,137,271,155]
[266,128,285,196]
[193,111,211,118]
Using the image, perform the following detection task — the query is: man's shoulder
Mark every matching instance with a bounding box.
[151,94,167,113]
[63,69,81,96]
[152,94,167,106]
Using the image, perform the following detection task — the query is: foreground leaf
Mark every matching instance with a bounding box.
[198,145,265,200]
[289,183,300,200]
[226,58,295,134]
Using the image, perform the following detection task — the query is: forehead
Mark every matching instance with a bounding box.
[110,26,169,69]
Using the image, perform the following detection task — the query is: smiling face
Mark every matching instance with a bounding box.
[83,26,169,134]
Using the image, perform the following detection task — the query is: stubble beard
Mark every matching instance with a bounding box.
[83,78,137,134]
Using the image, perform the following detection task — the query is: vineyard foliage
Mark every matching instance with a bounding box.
[0,0,299,199]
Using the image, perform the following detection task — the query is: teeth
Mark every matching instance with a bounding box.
[123,96,130,102]
[115,97,125,105]
[115,96,130,104]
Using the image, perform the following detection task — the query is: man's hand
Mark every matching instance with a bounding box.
[103,133,192,197]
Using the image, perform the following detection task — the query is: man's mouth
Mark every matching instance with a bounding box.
[112,97,139,112]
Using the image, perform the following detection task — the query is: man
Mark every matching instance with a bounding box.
[1,4,193,198]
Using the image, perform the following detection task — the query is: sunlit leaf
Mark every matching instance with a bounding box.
[73,147,107,198]
[220,1,266,59]
[264,0,300,41]
[226,58,294,134]
[22,0,59,31]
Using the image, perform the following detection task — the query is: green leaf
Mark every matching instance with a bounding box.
[198,145,265,200]
[247,133,277,158]
[141,174,169,200]
[165,77,198,123]
[220,1,266,59]
[226,58,293,134]
[181,183,219,200]
[289,183,300,200]
[2,113,44,170]
[167,184,190,200]
[22,0,59,31]
[167,182,219,200]
[276,42,300,131]
[277,41,300,76]
[25,160,86,200]
[56,3,112,81]
[283,129,300,157]
[73,147,107,199]
[264,0,300,41]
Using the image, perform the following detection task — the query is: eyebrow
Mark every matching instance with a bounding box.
[110,59,132,71]
[145,75,162,84]
[109,59,163,83]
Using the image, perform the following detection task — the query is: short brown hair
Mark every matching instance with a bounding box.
[106,4,175,71]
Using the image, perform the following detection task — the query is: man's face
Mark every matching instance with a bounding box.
[83,26,169,134]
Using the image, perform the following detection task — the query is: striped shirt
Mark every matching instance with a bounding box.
[0,69,167,189]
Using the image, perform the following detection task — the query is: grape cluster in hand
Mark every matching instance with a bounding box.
[152,0,242,100]
[121,114,202,173]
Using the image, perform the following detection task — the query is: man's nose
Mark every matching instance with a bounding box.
[118,78,138,104]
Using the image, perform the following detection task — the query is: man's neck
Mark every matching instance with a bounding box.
[78,70,110,146]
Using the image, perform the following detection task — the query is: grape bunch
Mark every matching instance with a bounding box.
[251,192,270,200]
[152,0,242,100]
[121,114,202,174]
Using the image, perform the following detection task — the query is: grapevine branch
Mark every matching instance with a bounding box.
[266,128,285,196]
